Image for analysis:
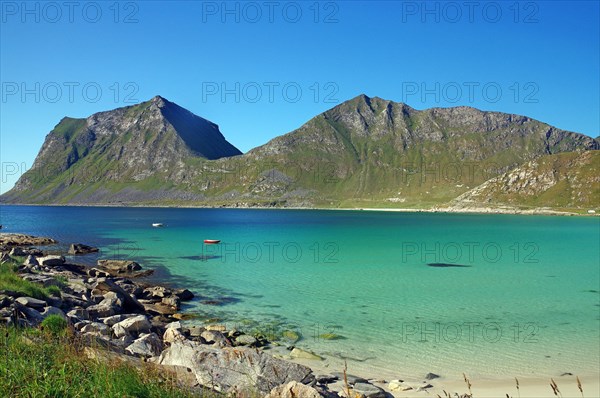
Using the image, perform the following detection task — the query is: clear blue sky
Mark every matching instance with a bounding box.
[1,1,598,193]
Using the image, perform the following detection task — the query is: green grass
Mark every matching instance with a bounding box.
[41,314,68,336]
[0,325,202,398]
[0,259,58,300]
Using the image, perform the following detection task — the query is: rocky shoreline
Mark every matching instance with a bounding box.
[0,232,452,398]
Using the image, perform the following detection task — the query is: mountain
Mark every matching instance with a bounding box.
[3,96,241,203]
[2,95,598,209]
[451,150,600,211]
[240,95,598,207]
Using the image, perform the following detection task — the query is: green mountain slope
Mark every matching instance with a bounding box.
[451,150,600,212]
[3,96,241,203]
[2,94,598,209]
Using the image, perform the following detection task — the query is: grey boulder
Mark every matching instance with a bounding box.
[112,315,151,338]
[38,255,65,266]
[266,381,322,398]
[126,332,163,357]
[153,341,315,394]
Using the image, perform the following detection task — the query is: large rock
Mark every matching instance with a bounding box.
[126,332,163,357]
[15,296,47,308]
[143,302,177,316]
[13,301,44,324]
[100,314,127,326]
[143,286,169,299]
[81,322,111,336]
[87,302,117,318]
[21,274,59,287]
[87,268,110,278]
[69,243,99,255]
[0,295,12,309]
[161,295,180,309]
[163,327,187,344]
[41,306,67,320]
[153,341,315,394]
[235,334,258,347]
[67,308,90,321]
[93,278,144,312]
[97,260,141,273]
[174,288,194,301]
[388,380,432,392]
[331,373,368,385]
[352,383,386,398]
[266,381,322,398]
[0,234,56,246]
[9,247,27,257]
[112,315,151,338]
[290,347,323,361]
[200,330,230,347]
[38,255,65,266]
[0,252,11,264]
[23,255,39,266]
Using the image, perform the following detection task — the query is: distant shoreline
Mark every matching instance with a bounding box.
[1,202,597,217]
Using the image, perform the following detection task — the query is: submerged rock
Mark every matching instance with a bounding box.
[97,260,141,273]
[352,382,386,398]
[69,243,99,255]
[331,373,368,385]
[234,334,258,346]
[290,347,323,360]
[174,288,194,301]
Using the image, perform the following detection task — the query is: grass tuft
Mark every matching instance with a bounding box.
[0,325,202,398]
[0,260,56,299]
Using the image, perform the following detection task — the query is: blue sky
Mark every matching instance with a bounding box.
[1,0,599,193]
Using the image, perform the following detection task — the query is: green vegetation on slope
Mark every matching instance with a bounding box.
[0,325,201,398]
[2,94,598,209]
[453,150,600,212]
[0,259,60,299]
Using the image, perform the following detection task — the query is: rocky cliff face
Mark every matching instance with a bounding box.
[451,150,600,210]
[5,96,241,202]
[2,94,598,208]
[242,95,598,206]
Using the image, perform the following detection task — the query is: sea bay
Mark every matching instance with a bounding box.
[1,205,598,380]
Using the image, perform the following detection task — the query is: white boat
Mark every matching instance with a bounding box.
[152,223,164,227]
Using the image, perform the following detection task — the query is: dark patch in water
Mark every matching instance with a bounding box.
[584,289,599,294]
[427,263,471,268]
[179,255,222,261]
[200,297,240,306]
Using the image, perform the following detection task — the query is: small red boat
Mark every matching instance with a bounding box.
[204,239,221,244]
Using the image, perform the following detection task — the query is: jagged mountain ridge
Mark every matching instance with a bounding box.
[8,96,241,196]
[2,94,598,209]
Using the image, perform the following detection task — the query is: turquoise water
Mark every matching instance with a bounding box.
[1,206,599,379]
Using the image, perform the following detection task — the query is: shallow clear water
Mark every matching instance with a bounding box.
[1,205,598,379]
